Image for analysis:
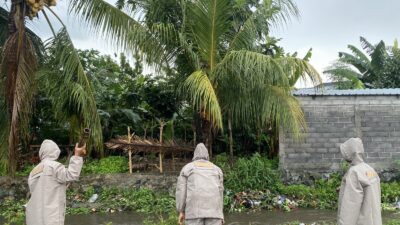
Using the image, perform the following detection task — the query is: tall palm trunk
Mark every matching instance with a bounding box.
[6,0,22,176]
[195,110,213,153]
[3,0,30,175]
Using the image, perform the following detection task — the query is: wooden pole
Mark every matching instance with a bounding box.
[128,127,133,174]
[228,116,234,166]
[159,120,165,173]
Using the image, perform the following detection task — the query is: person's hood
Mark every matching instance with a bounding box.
[340,138,364,165]
[39,140,61,161]
[192,143,209,161]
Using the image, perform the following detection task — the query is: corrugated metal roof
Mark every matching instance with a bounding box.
[293,88,400,96]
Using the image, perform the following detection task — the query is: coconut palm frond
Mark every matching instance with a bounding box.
[68,0,165,65]
[41,28,103,154]
[214,50,310,132]
[215,50,288,86]
[263,86,305,139]
[185,0,232,70]
[262,0,300,29]
[276,56,322,87]
[149,22,179,63]
[183,70,222,129]
[229,16,258,51]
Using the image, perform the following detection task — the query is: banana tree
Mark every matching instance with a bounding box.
[324,37,389,89]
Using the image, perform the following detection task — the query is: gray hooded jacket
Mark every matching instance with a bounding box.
[338,138,382,225]
[26,140,83,225]
[176,143,224,220]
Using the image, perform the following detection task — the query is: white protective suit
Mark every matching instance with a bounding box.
[26,140,83,225]
[338,138,382,225]
[176,143,224,224]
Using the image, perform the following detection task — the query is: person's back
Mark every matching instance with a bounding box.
[176,143,224,225]
[26,140,85,225]
[338,138,382,225]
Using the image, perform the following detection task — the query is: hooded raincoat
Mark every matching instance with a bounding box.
[26,140,83,225]
[338,138,382,225]
[176,143,224,222]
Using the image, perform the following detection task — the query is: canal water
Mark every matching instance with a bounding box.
[63,209,400,225]
[1,209,399,224]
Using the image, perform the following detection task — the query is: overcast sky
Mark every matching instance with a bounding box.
[3,0,400,87]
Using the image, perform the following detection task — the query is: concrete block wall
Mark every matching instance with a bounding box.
[279,95,400,183]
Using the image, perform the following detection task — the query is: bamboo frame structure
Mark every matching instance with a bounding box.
[105,135,193,173]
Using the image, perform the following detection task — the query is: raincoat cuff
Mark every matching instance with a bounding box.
[70,155,83,162]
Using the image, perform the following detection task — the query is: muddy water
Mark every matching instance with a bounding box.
[63,210,400,225]
[1,210,398,224]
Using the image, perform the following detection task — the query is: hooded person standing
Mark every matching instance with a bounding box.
[26,140,86,225]
[176,143,224,225]
[338,138,382,225]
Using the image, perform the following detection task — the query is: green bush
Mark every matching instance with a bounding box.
[67,187,175,214]
[386,220,400,225]
[82,156,128,174]
[381,182,400,203]
[279,180,338,209]
[16,164,36,177]
[221,153,281,192]
[0,199,26,225]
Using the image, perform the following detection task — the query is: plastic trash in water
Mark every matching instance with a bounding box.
[396,201,400,209]
[277,195,286,205]
[88,194,98,203]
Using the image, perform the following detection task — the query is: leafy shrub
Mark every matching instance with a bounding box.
[381,182,400,203]
[221,153,281,192]
[0,199,26,225]
[386,220,400,225]
[67,187,175,214]
[16,164,36,177]
[82,156,128,174]
[279,174,340,209]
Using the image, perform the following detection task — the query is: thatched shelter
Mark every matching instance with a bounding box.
[105,135,193,173]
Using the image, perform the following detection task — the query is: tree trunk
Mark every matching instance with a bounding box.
[5,0,26,176]
[194,111,213,150]
[267,121,279,159]
[228,116,234,166]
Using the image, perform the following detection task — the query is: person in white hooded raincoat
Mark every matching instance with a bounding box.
[338,137,382,225]
[176,143,224,225]
[26,140,86,225]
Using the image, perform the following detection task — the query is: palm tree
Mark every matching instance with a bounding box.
[145,0,321,159]
[0,0,164,175]
[324,37,387,89]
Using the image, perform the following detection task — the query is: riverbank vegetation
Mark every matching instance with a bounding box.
[1,154,400,224]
